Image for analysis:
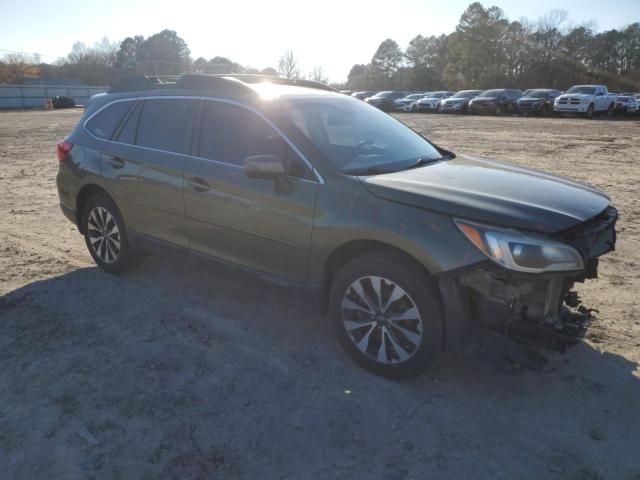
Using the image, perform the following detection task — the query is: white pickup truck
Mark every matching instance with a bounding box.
[553,85,616,118]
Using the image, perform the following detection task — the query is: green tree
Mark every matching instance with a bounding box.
[370,39,403,89]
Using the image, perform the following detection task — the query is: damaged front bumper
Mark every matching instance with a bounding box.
[442,206,618,356]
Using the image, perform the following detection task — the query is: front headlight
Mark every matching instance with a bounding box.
[581,98,590,104]
[455,220,584,273]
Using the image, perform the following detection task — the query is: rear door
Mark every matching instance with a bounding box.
[184,99,319,284]
[119,97,197,248]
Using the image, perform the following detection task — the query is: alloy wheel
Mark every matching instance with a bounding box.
[341,276,423,364]
[87,206,121,263]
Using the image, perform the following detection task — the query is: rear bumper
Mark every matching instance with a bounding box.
[60,203,78,226]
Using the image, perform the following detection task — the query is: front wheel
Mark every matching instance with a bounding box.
[82,193,140,273]
[495,105,503,116]
[329,251,444,379]
[605,103,614,117]
[585,104,594,119]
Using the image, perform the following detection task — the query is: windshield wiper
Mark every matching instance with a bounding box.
[402,156,449,171]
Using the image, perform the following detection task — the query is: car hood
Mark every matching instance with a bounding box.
[360,155,610,233]
[558,93,592,99]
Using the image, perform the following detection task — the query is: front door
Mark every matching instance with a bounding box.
[184,100,319,284]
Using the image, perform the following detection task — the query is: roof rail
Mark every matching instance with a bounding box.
[223,74,337,92]
[108,74,336,94]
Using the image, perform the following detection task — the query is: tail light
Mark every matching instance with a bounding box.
[57,141,73,162]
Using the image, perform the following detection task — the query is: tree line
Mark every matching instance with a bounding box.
[0,29,325,86]
[1,2,639,91]
[348,3,640,92]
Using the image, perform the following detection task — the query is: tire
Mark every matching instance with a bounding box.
[81,193,139,273]
[606,103,614,117]
[585,104,594,119]
[495,105,503,116]
[329,251,444,379]
[411,104,417,113]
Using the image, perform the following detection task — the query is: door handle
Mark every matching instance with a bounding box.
[105,156,125,169]
[186,176,211,192]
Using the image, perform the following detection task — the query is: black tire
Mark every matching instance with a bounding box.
[585,103,594,119]
[495,105,503,116]
[606,103,614,117]
[81,193,139,274]
[329,251,444,379]
[411,104,417,113]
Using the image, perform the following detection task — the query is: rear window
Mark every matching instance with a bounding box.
[86,101,133,140]
[136,99,197,155]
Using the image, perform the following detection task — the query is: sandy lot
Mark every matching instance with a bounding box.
[1,109,639,479]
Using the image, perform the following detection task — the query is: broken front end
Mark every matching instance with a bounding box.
[444,206,618,356]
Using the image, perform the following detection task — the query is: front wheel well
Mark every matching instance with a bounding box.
[319,240,433,314]
[75,184,112,233]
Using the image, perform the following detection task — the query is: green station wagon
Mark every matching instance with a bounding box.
[56,75,617,378]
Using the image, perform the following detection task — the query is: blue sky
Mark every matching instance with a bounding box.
[1,0,639,81]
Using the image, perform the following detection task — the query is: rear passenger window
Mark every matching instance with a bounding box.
[136,99,197,154]
[199,101,314,180]
[86,101,133,140]
[115,102,141,145]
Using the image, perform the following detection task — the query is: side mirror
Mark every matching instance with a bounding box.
[244,154,286,180]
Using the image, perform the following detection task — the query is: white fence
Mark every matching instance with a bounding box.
[0,85,108,109]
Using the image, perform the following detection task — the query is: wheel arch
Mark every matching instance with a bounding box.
[75,184,115,233]
[318,239,434,315]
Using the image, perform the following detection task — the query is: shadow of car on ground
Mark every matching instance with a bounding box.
[1,255,638,479]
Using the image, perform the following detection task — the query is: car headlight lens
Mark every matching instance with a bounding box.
[455,220,584,273]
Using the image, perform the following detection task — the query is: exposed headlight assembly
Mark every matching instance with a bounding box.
[455,219,584,273]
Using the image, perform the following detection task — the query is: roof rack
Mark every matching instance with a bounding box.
[108,74,336,94]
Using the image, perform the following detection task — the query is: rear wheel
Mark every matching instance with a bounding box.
[329,251,444,379]
[81,193,139,273]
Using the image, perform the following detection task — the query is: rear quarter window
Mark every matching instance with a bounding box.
[86,101,133,140]
[136,99,197,155]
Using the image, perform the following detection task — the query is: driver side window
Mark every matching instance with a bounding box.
[199,101,314,180]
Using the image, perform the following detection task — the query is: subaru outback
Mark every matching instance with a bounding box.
[56,74,618,378]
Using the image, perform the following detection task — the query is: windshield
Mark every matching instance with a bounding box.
[451,91,479,98]
[427,92,447,98]
[527,90,550,98]
[478,89,504,98]
[566,86,597,95]
[283,97,445,175]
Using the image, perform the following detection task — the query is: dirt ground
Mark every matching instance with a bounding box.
[1,109,639,479]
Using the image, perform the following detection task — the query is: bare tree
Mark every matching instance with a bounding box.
[277,50,300,79]
[308,65,328,83]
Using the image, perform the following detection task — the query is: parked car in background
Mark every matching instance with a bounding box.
[516,89,563,115]
[52,96,76,109]
[440,90,483,113]
[365,91,408,111]
[352,91,377,100]
[614,95,639,114]
[468,89,523,115]
[415,91,455,112]
[523,89,534,96]
[553,85,615,118]
[394,93,427,112]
